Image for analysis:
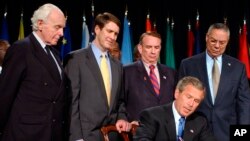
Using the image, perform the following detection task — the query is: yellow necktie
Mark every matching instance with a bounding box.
[212,58,220,99]
[100,53,111,106]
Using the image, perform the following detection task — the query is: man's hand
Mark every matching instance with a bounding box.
[131,120,139,126]
[115,119,131,133]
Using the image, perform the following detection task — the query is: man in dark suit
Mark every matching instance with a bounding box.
[0,3,68,141]
[64,12,131,141]
[178,23,250,141]
[0,39,10,74]
[134,76,217,141]
[124,32,176,124]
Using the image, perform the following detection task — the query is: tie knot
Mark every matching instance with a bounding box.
[101,53,107,58]
[45,45,52,54]
[149,65,155,70]
[179,117,185,123]
[45,45,51,49]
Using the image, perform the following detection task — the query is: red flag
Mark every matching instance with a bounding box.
[238,20,250,78]
[152,22,157,32]
[187,23,194,57]
[146,14,152,32]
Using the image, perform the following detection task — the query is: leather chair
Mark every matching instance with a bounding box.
[101,124,138,141]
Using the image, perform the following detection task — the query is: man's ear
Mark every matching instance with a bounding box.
[174,89,179,100]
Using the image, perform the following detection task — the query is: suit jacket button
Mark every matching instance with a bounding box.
[44,82,48,86]
[52,119,56,122]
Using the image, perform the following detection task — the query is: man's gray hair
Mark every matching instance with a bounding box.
[31,3,61,31]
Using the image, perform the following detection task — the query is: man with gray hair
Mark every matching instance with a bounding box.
[0,3,68,141]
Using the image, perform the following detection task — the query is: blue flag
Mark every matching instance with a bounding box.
[0,13,9,41]
[89,14,95,42]
[81,17,90,48]
[60,20,72,60]
[194,20,201,55]
[121,16,133,65]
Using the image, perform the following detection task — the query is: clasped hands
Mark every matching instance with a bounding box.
[115,120,139,133]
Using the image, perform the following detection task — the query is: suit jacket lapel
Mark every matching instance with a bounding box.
[109,55,119,109]
[85,47,109,107]
[164,104,177,140]
[199,53,213,107]
[214,55,230,104]
[157,63,169,98]
[183,117,196,141]
[29,34,61,85]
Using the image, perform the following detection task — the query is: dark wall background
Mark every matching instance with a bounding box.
[0,0,249,69]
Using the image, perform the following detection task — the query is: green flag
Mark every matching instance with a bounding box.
[164,19,175,69]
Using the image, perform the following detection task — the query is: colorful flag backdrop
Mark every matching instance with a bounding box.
[60,19,72,60]
[238,20,250,78]
[121,13,133,65]
[187,22,194,57]
[146,13,152,32]
[153,22,157,32]
[164,18,176,69]
[81,16,90,48]
[194,13,201,55]
[0,12,9,41]
[18,13,25,40]
[89,1,95,42]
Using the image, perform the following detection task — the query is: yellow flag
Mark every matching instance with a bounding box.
[18,14,24,40]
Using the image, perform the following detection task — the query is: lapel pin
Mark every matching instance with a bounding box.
[163,76,166,79]
[144,76,147,81]
[228,63,231,66]
[190,129,194,133]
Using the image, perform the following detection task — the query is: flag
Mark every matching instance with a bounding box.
[0,12,9,41]
[238,20,250,78]
[81,16,90,48]
[194,13,201,55]
[60,19,72,60]
[18,13,25,40]
[187,22,194,57]
[89,1,95,41]
[164,18,175,69]
[128,21,134,52]
[153,22,157,32]
[121,14,133,65]
[146,13,152,32]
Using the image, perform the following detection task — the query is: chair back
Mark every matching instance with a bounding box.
[101,124,138,141]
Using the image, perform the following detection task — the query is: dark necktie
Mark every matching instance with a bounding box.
[177,117,185,141]
[45,46,61,82]
[149,65,160,95]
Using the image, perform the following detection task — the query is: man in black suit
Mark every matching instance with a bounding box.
[0,3,68,141]
[64,12,131,141]
[178,23,250,141]
[124,32,176,124]
[134,76,216,141]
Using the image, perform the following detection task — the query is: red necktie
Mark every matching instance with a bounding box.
[149,65,160,95]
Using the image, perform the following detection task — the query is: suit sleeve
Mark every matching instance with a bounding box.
[178,60,187,80]
[64,53,83,141]
[116,66,128,120]
[0,44,26,134]
[237,65,250,124]
[133,110,157,141]
[198,117,218,141]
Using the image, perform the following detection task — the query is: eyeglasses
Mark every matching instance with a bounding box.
[209,40,227,46]
[208,36,228,46]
